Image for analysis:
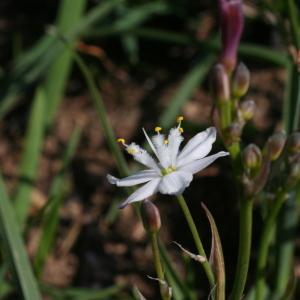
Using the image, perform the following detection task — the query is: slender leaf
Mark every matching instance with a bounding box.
[0,0,122,119]
[44,0,87,127]
[87,2,170,37]
[34,128,81,277]
[202,203,225,300]
[0,174,42,300]
[13,87,47,226]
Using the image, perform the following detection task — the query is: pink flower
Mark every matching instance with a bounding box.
[219,0,244,73]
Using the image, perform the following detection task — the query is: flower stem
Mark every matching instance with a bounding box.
[218,101,232,130]
[176,194,215,288]
[230,197,253,300]
[255,190,287,300]
[150,232,170,300]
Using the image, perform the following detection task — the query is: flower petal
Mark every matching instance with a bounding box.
[158,170,193,195]
[152,134,170,169]
[107,170,159,187]
[119,178,161,208]
[168,127,184,166]
[179,151,229,174]
[177,127,217,167]
[126,143,160,172]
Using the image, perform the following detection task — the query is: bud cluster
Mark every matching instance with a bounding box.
[241,131,300,197]
[211,0,254,148]
[242,132,287,197]
[211,60,252,146]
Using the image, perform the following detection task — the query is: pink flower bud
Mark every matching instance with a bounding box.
[265,132,286,161]
[219,0,244,73]
[141,200,161,233]
[287,132,300,154]
[210,64,230,103]
[242,144,262,172]
[239,100,255,121]
[232,62,250,98]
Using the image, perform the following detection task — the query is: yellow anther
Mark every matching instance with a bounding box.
[164,139,169,145]
[179,127,184,133]
[127,148,137,155]
[155,126,162,133]
[177,116,184,123]
[117,138,126,145]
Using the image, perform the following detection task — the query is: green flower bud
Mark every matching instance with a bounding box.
[211,64,230,103]
[287,132,300,154]
[239,100,255,121]
[141,200,161,233]
[225,122,242,144]
[242,144,262,172]
[232,62,250,98]
[265,132,286,161]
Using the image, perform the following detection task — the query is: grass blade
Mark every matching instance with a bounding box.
[0,174,42,299]
[34,128,81,277]
[0,0,122,120]
[44,0,87,127]
[13,87,47,226]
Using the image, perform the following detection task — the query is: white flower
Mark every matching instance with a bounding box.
[107,117,229,208]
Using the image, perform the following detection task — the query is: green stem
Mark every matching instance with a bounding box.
[218,101,231,130]
[255,190,287,300]
[176,194,215,288]
[150,232,170,300]
[230,198,253,300]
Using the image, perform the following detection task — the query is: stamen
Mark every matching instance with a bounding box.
[155,126,162,133]
[179,127,184,133]
[176,116,184,123]
[117,138,126,145]
[164,139,169,145]
[127,147,138,155]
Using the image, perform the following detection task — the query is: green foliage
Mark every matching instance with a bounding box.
[13,87,47,226]
[0,1,300,299]
[34,128,81,277]
[0,174,42,300]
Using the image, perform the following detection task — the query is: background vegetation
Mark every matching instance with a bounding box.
[0,0,299,299]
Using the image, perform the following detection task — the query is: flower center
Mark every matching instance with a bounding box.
[161,166,176,176]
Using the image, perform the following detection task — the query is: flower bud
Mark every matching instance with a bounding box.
[232,62,250,98]
[225,122,242,144]
[287,132,300,154]
[242,144,262,172]
[141,200,161,233]
[210,64,230,103]
[218,0,244,73]
[265,132,286,161]
[239,100,255,121]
